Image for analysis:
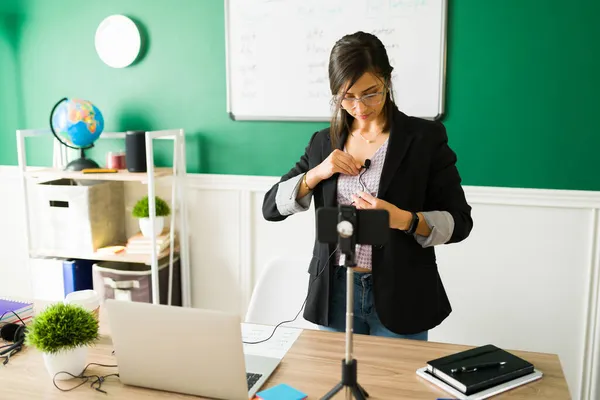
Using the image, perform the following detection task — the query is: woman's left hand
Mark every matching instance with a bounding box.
[351,192,411,230]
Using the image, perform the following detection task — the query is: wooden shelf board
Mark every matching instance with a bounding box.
[24,167,173,182]
[30,247,178,265]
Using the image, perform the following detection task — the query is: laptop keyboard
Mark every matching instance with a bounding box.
[246,372,263,390]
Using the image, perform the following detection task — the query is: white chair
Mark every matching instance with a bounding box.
[245,257,319,330]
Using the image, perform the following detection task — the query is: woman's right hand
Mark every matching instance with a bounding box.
[298,150,361,198]
[314,149,362,181]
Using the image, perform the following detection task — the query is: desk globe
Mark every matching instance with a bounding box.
[50,98,105,171]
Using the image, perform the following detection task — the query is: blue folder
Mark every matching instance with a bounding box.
[62,259,94,296]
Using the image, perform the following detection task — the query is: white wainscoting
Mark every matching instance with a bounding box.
[1,166,599,399]
[0,168,32,299]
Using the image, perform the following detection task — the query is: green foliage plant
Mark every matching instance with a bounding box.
[132,195,171,218]
[25,303,99,354]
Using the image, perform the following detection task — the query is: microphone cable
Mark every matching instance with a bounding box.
[244,159,370,344]
[243,245,339,344]
[358,158,371,192]
[0,310,27,364]
[53,363,119,394]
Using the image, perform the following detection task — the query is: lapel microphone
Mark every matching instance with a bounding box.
[359,159,371,193]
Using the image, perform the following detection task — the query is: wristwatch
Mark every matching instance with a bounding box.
[404,212,419,235]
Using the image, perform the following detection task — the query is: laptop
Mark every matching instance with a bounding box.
[105,299,282,400]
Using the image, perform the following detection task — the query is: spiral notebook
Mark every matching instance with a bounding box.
[0,298,34,323]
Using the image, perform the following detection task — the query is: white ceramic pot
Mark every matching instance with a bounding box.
[43,346,88,380]
[139,216,165,237]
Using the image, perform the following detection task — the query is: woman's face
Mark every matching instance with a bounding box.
[339,72,387,124]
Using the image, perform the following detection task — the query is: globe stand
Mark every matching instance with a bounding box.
[65,148,100,171]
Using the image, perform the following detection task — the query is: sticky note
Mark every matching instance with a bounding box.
[255,383,307,400]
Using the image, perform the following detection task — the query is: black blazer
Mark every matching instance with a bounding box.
[262,107,473,334]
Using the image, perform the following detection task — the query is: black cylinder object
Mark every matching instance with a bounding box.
[0,323,25,342]
[125,131,147,173]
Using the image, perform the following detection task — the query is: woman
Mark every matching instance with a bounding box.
[262,31,473,340]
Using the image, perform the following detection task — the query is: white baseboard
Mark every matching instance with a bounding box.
[1,166,598,399]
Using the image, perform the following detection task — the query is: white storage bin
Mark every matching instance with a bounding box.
[30,179,126,253]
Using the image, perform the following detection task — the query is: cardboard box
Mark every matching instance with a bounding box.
[31,179,126,253]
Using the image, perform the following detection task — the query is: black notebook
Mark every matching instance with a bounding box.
[426,344,534,395]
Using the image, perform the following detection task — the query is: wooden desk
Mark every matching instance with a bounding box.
[0,302,570,399]
[0,330,570,399]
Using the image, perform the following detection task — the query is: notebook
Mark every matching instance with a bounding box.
[426,344,535,395]
[0,298,33,321]
[417,367,543,400]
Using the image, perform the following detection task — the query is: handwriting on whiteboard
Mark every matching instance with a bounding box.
[227,0,445,119]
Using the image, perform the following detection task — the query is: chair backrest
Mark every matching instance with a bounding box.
[245,257,318,330]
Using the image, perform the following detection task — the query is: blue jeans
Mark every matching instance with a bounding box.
[319,266,428,340]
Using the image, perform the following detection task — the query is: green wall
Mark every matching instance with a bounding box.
[0,0,599,190]
[0,0,25,164]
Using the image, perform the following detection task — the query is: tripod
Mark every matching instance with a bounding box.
[322,206,369,400]
[321,264,369,399]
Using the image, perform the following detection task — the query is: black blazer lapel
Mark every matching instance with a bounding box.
[378,109,413,198]
[321,130,348,206]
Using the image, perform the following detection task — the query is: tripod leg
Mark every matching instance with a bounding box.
[321,382,344,400]
[350,384,368,400]
[357,383,369,398]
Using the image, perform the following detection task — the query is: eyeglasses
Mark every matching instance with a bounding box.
[335,90,386,109]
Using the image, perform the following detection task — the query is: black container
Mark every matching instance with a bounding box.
[125,130,147,172]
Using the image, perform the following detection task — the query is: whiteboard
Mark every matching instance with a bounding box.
[225,0,447,121]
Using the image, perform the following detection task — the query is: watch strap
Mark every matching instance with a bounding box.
[405,212,419,235]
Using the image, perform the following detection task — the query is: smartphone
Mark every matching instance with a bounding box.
[316,206,389,246]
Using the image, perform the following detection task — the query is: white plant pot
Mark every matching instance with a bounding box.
[42,346,88,380]
[139,216,165,237]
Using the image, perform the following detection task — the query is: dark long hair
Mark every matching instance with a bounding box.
[328,31,395,148]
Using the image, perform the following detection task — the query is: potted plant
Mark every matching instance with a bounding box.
[132,195,171,237]
[25,303,99,380]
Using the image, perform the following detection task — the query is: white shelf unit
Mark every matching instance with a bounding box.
[16,129,191,307]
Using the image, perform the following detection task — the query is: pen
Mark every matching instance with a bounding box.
[82,168,118,174]
[451,361,506,373]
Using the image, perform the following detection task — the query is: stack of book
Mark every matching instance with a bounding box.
[0,299,34,325]
[125,230,176,255]
[417,344,543,399]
